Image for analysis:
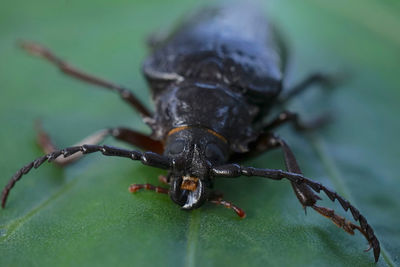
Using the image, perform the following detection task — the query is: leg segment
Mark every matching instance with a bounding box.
[229,133,380,260]
[35,122,163,166]
[36,121,110,166]
[228,110,330,162]
[110,128,164,154]
[280,73,341,103]
[20,41,152,118]
[312,205,364,236]
[209,192,246,218]
[129,183,169,194]
[232,133,321,209]
[270,135,322,208]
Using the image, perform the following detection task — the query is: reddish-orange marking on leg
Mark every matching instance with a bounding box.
[210,198,246,218]
[129,183,169,194]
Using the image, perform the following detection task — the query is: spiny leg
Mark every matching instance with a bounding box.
[209,192,246,218]
[270,135,377,246]
[35,122,163,166]
[212,164,380,262]
[2,144,171,208]
[229,132,379,256]
[311,205,367,241]
[279,73,343,104]
[262,134,376,248]
[231,133,321,210]
[20,41,152,118]
[267,135,321,209]
[129,183,169,194]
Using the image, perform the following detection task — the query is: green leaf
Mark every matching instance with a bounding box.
[0,0,399,266]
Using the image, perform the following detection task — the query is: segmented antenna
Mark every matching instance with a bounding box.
[212,164,380,262]
[1,145,171,208]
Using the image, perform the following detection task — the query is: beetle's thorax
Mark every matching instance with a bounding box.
[164,126,228,209]
[151,82,260,153]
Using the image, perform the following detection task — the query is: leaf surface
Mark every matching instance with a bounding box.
[0,0,399,266]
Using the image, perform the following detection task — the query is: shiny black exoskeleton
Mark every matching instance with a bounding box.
[144,4,283,209]
[2,3,380,262]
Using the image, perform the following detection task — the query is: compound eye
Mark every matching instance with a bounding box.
[205,143,224,163]
[168,139,185,155]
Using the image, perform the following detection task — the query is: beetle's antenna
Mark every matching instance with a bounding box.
[212,164,380,262]
[1,145,171,208]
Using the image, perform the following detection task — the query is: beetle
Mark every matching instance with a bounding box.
[1,3,380,262]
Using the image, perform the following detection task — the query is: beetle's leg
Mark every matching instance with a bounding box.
[267,135,321,209]
[110,128,164,154]
[209,192,246,218]
[212,162,380,262]
[280,73,343,103]
[35,122,163,166]
[229,134,381,261]
[129,183,169,194]
[35,121,110,166]
[129,176,170,196]
[263,111,331,132]
[20,41,152,118]
[231,133,321,209]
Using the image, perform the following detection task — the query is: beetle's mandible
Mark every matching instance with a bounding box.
[1,3,380,262]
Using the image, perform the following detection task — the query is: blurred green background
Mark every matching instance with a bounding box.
[0,0,399,266]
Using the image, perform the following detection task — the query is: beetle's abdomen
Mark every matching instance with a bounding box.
[144,3,284,104]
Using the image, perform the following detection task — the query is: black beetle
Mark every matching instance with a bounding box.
[1,3,380,262]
